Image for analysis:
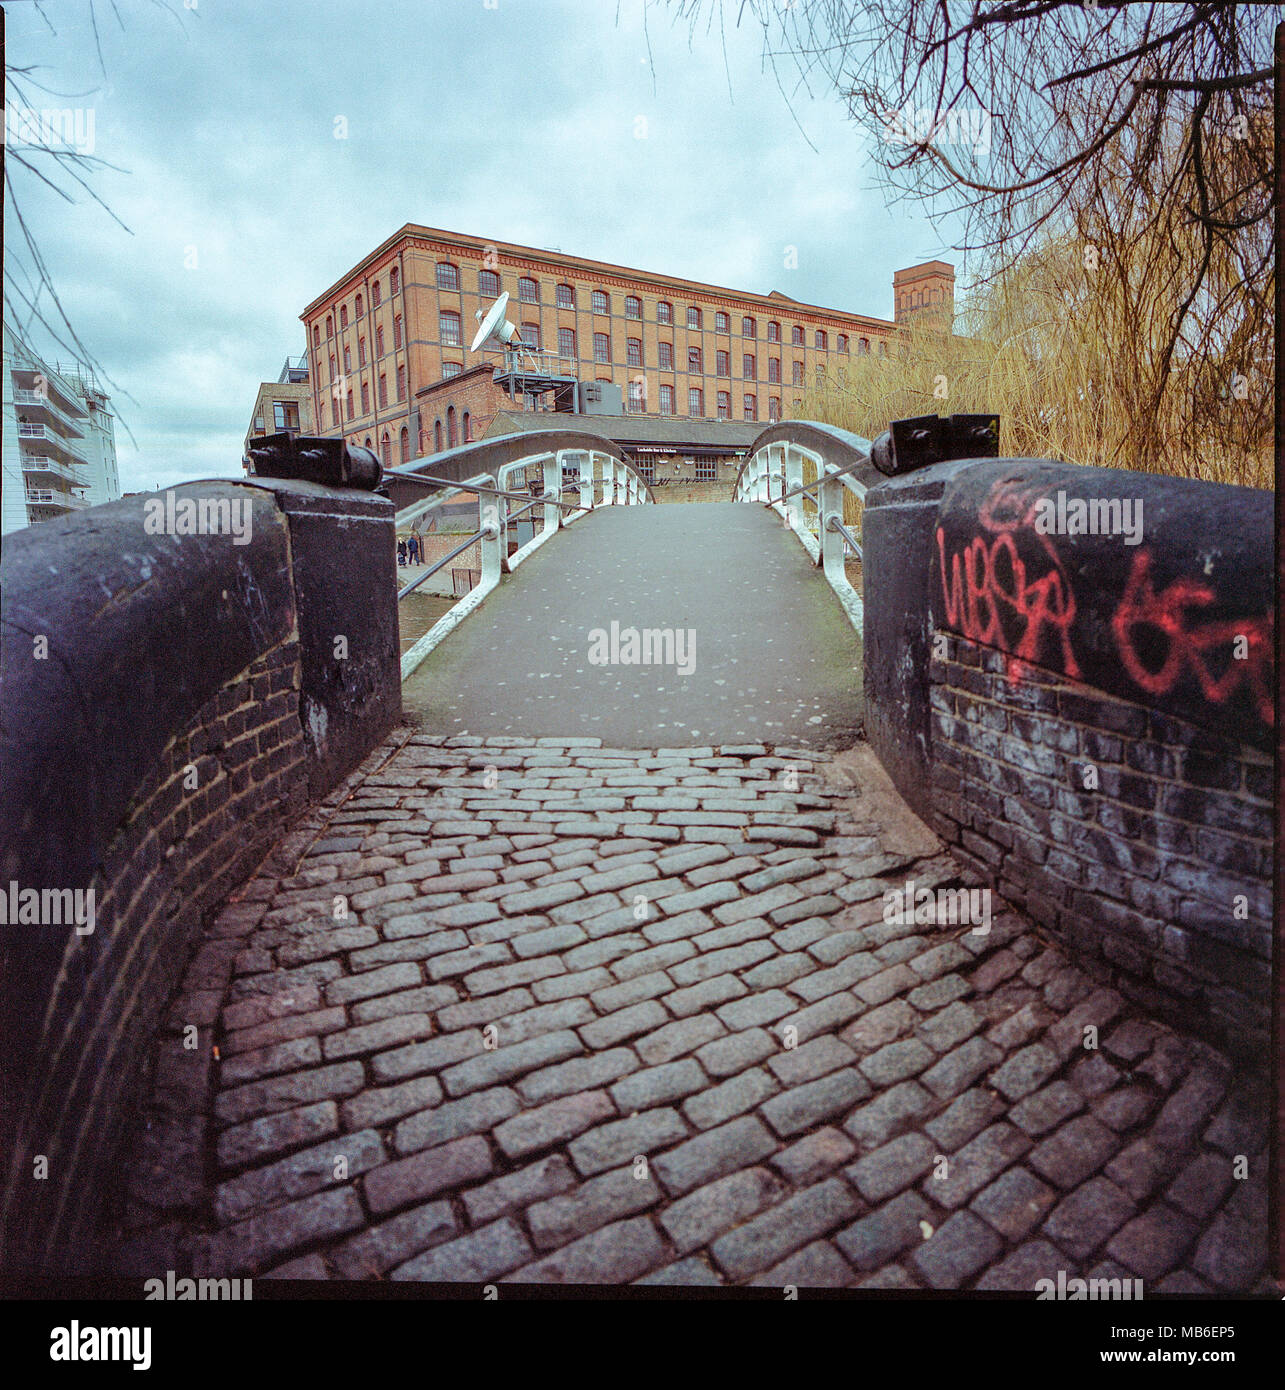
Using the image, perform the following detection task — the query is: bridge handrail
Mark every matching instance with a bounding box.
[392,431,655,681]
[733,420,875,635]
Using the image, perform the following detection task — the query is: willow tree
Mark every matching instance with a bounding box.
[674,1,1274,480]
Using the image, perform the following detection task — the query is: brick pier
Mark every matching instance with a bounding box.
[110,734,1270,1291]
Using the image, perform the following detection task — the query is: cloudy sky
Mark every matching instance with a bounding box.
[8,0,964,492]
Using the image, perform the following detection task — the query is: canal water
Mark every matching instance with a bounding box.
[397,588,456,657]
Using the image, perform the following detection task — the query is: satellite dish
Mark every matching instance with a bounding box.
[470,291,519,353]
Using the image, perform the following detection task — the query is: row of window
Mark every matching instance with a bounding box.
[344,411,474,464]
[357,425,414,467]
[330,365,408,421]
[317,266,402,345]
[327,317,404,376]
[424,406,471,453]
[635,459,720,484]
[330,373,784,428]
[628,382,782,421]
[315,257,889,359]
[349,421,483,466]
[433,261,877,348]
[453,313,879,379]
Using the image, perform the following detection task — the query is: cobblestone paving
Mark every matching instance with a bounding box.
[112,731,1271,1292]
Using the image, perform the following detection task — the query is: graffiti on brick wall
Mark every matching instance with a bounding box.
[1112,549,1273,727]
[936,476,1081,679]
[937,475,1274,728]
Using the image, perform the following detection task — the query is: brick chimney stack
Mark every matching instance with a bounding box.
[893,261,955,325]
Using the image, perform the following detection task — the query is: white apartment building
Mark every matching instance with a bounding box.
[2,326,120,536]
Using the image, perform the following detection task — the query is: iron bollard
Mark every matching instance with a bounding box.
[246,432,384,492]
[870,413,1000,475]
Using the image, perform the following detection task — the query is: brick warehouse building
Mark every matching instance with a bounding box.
[299,223,954,466]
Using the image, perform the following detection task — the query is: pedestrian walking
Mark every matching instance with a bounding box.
[409,534,420,565]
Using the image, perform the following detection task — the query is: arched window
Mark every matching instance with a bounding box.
[390,265,400,294]
[447,405,457,448]
[463,411,471,442]
[436,262,459,291]
[313,325,320,348]
[381,432,391,467]
[399,426,409,463]
[355,293,363,316]
[434,420,443,452]
[326,315,333,338]
[518,277,539,304]
[364,436,372,449]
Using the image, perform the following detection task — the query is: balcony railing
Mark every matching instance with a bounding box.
[17,423,90,462]
[21,457,86,486]
[13,389,87,436]
[25,488,90,510]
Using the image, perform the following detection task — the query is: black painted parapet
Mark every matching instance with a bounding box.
[932,461,1273,751]
[249,479,400,797]
[861,453,1273,1054]
[0,478,398,1275]
[861,458,988,821]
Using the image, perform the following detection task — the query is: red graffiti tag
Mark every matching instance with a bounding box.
[1111,549,1274,727]
[937,477,1081,679]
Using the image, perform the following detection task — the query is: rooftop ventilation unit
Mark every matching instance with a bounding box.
[578,381,622,416]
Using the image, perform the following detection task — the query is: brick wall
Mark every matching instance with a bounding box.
[7,642,310,1273]
[304,225,915,451]
[416,365,512,452]
[0,479,399,1275]
[861,455,1273,1062]
[930,636,1271,1058]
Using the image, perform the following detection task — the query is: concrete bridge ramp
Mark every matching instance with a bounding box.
[400,504,863,748]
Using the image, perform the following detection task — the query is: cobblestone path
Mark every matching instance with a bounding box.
[112,732,1270,1292]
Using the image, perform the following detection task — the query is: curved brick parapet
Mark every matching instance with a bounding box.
[0,478,399,1275]
[863,458,1273,1056]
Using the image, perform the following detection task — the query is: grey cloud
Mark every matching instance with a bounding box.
[9,0,960,492]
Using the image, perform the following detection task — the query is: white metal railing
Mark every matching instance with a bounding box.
[13,387,86,433]
[17,422,89,461]
[395,446,653,680]
[26,488,89,510]
[734,432,871,634]
[21,457,85,485]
